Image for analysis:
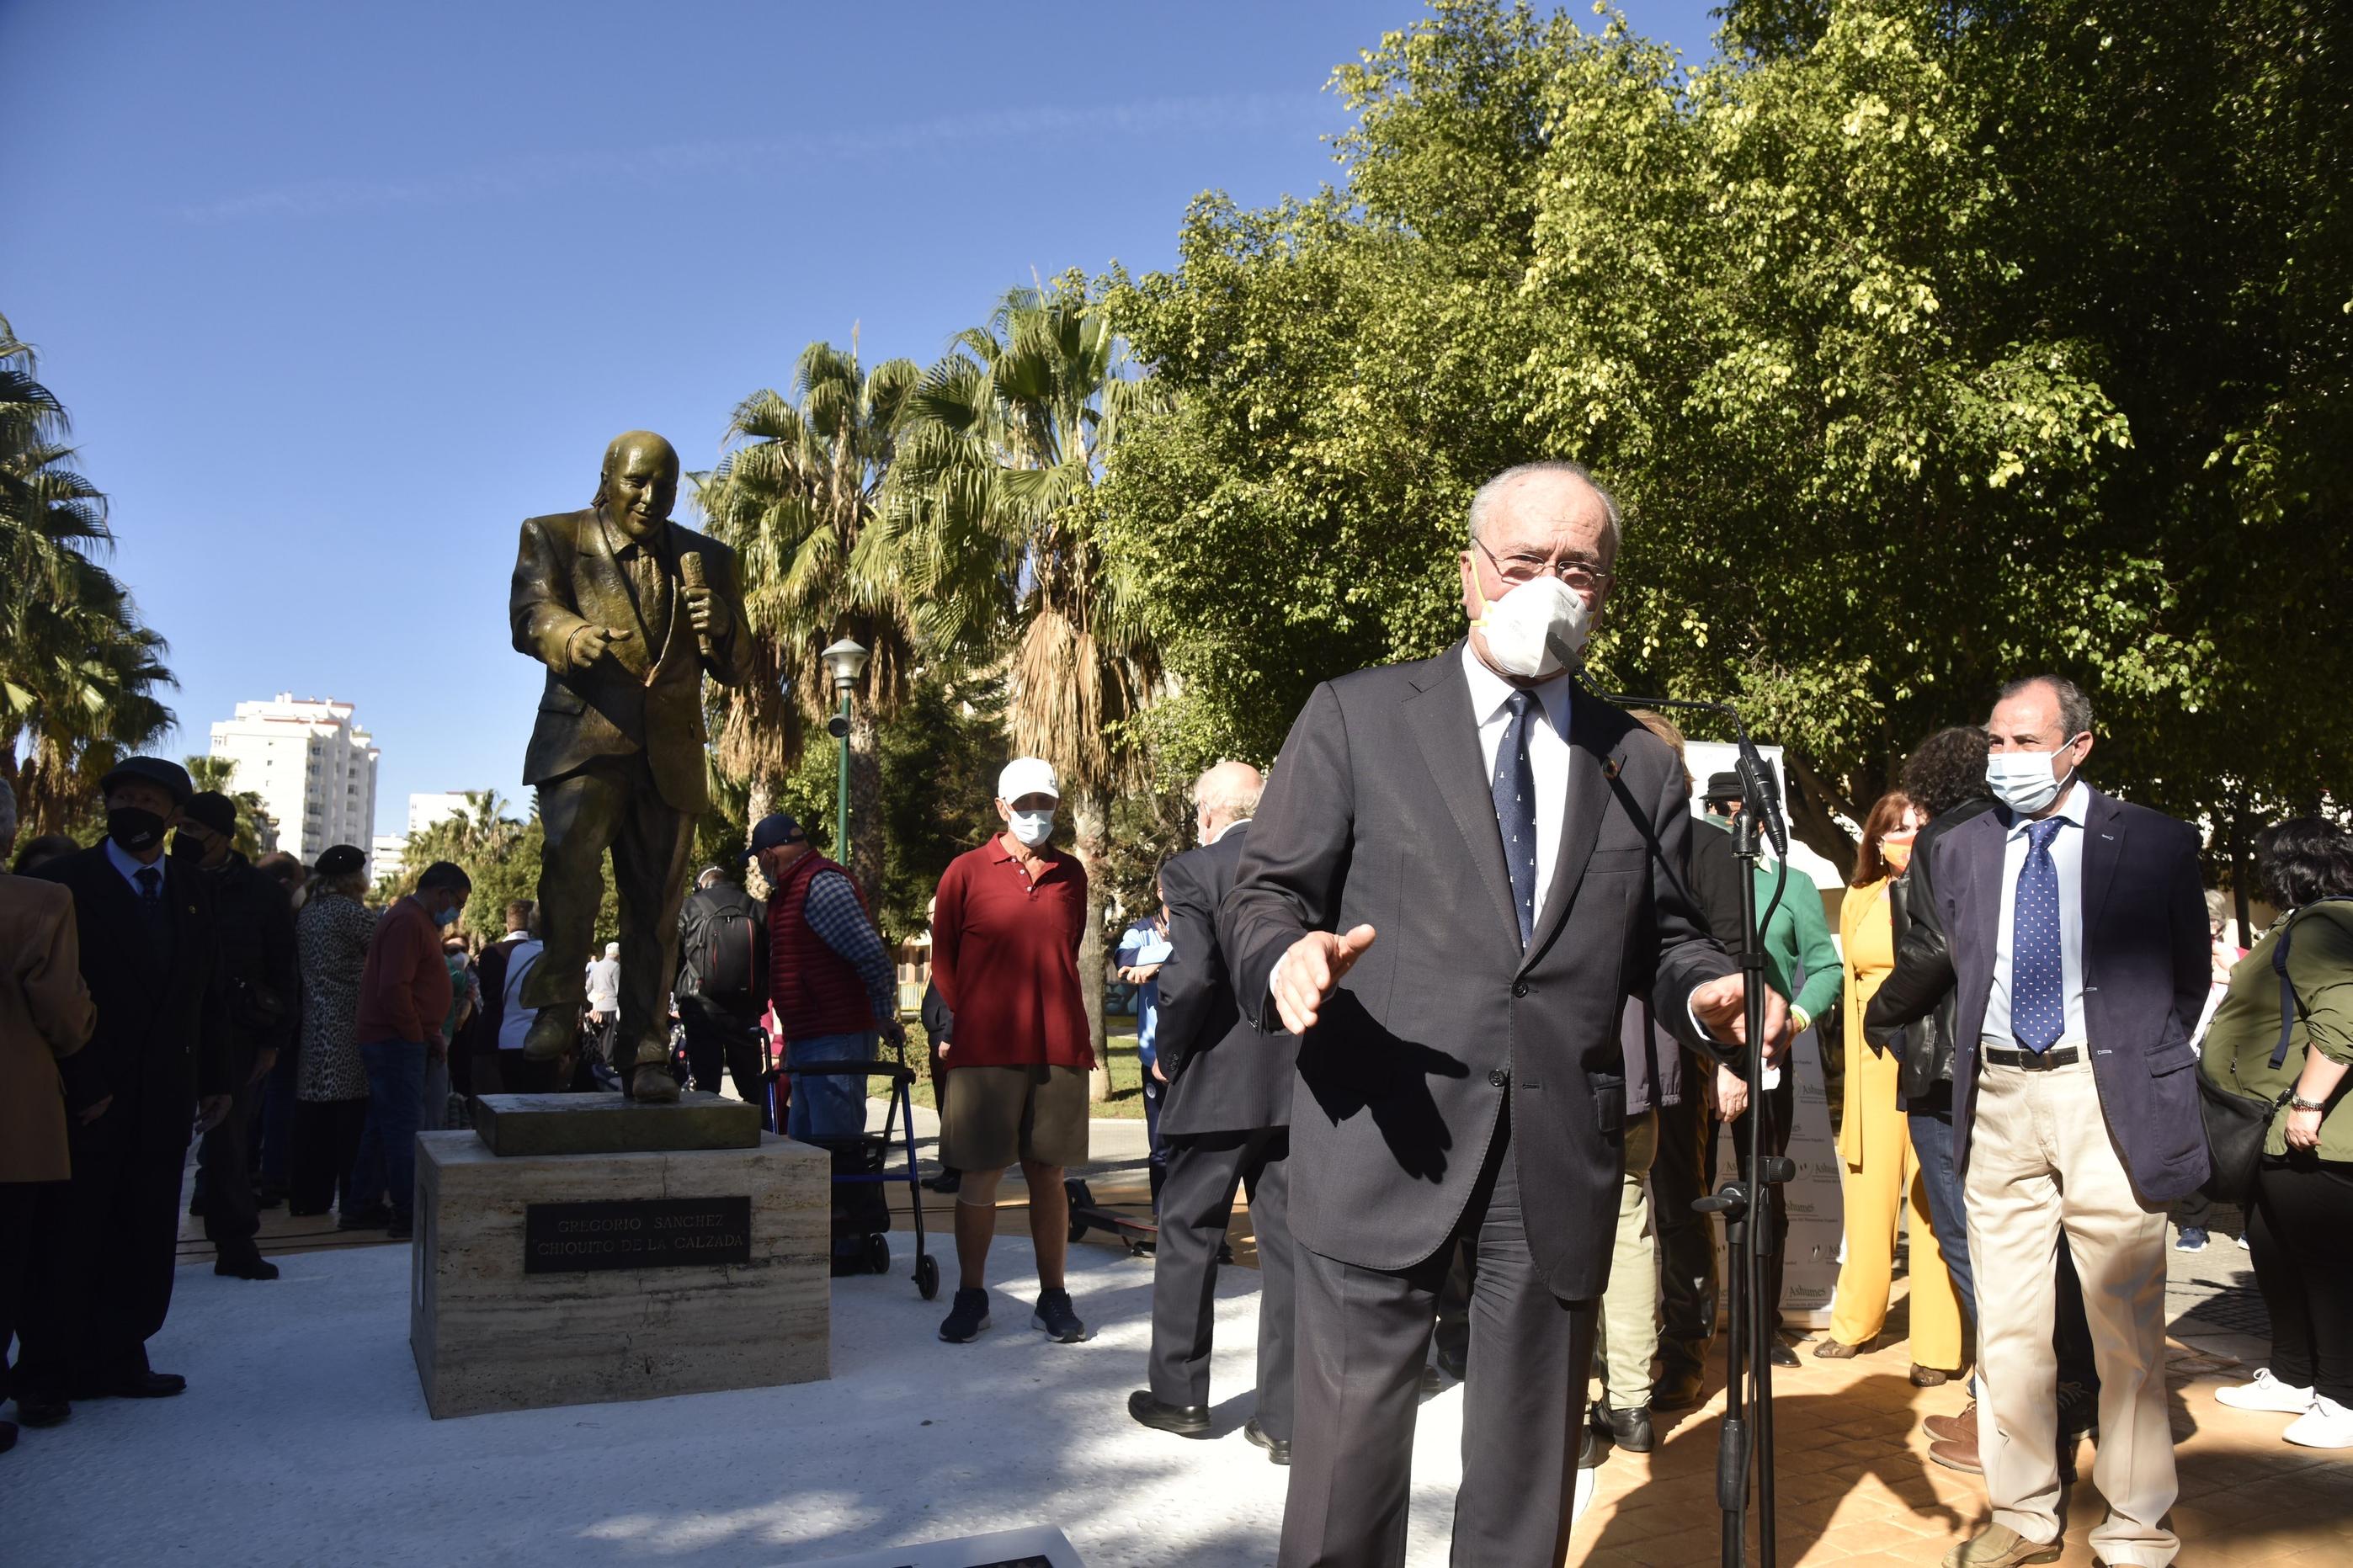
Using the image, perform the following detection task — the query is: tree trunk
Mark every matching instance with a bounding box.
[1071,786,1111,1103]
[1782,752,1859,882]
[744,774,775,901]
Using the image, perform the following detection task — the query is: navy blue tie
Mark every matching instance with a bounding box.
[2010,817,2068,1053]
[1492,691,1539,947]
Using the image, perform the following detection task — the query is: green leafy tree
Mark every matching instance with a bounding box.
[889,280,1166,1090]
[1103,0,2350,869]
[694,340,924,899]
[0,312,176,835]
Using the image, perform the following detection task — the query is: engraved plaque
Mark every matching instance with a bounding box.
[524,1196,752,1273]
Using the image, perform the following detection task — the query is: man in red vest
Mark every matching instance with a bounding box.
[749,815,903,1157]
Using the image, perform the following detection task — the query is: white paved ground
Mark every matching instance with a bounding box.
[6,1236,1514,1567]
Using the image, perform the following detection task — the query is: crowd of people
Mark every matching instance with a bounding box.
[3,459,2348,1568]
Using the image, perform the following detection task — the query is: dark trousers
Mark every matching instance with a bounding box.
[680,1004,769,1128]
[256,1057,296,1187]
[290,1097,370,1215]
[2248,1159,2353,1405]
[1651,1076,1717,1358]
[17,1135,189,1398]
[1708,1067,1796,1331]
[926,1036,955,1175]
[349,1041,427,1221]
[1149,1128,1294,1439]
[1280,1115,1597,1568]
[522,754,695,1066]
[197,1057,262,1258]
[2,1182,59,1406]
[1142,1075,1168,1209]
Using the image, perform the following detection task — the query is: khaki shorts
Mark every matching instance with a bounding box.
[940,1064,1090,1171]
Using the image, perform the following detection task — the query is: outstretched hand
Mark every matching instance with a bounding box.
[1273,924,1376,1034]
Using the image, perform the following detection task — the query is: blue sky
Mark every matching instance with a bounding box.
[3,0,1717,839]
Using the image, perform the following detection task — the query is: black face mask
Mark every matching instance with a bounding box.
[107,806,168,855]
[171,832,210,864]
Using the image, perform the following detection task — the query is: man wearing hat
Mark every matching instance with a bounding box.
[176,792,299,1282]
[927,758,1094,1347]
[748,814,902,1266]
[17,757,232,1422]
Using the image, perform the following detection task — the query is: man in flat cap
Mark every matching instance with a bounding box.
[508,430,753,1102]
[176,791,298,1282]
[16,757,232,1423]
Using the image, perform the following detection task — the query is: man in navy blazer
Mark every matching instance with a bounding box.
[1933,677,2207,1568]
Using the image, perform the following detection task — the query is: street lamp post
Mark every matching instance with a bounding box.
[820,638,870,865]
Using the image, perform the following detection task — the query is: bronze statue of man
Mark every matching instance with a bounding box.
[508,430,752,1102]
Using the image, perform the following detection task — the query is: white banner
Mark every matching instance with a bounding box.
[1706,1002,1845,1331]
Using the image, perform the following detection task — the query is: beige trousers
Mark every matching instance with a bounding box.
[1964,1054,2176,1566]
[1592,1110,1659,1408]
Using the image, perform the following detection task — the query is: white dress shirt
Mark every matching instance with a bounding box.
[1459,643,1573,922]
[1983,779,2092,1050]
[104,833,168,893]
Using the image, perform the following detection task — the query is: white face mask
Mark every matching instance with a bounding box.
[1008,810,1056,848]
[1473,571,1594,680]
[1985,746,2077,815]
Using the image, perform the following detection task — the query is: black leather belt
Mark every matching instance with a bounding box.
[1983,1046,2081,1071]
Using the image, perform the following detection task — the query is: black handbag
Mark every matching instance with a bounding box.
[2196,1066,2286,1206]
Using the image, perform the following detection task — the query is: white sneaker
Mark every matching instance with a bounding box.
[2284,1395,2353,1448]
[2217,1368,2315,1414]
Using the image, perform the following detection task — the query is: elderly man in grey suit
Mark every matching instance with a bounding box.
[1933,677,2208,1568]
[1226,461,1783,1567]
[1128,760,1301,1464]
[508,430,753,1102]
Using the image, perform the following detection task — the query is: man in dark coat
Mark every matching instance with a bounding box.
[1225,463,1778,1565]
[674,866,770,1121]
[17,757,232,1424]
[1128,762,1301,1464]
[507,429,753,1101]
[178,792,298,1281]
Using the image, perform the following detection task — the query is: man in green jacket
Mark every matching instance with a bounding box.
[1696,772,1840,1365]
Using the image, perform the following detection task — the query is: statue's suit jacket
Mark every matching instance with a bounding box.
[1223,643,1734,1300]
[509,509,752,812]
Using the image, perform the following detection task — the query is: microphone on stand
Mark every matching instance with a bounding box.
[679,551,715,661]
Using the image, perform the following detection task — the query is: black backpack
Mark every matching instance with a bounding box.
[680,889,764,1018]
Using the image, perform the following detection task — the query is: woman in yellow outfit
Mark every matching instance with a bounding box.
[1817,790,1967,1383]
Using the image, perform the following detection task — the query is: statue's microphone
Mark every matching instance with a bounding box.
[679,552,715,660]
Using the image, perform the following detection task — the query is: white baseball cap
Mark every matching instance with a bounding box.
[998,757,1060,802]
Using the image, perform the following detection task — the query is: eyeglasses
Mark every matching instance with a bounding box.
[1476,538,1615,596]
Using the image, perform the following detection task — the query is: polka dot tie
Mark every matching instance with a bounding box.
[2010,816,2068,1054]
[1491,690,1539,948]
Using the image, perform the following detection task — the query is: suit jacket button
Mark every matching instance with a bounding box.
[1488,1068,1510,1088]
[1511,981,1531,998]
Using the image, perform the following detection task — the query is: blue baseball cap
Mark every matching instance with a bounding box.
[743,813,807,861]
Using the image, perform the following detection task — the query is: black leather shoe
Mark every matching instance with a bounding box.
[1419,1364,1447,1395]
[13,1397,67,1428]
[338,1203,392,1231]
[0,1418,15,1453]
[1433,1343,1467,1383]
[1594,1401,1654,1453]
[77,1371,185,1400]
[1244,1417,1291,1465]
[1768,1341,1800,1369]
[1578,1427,1605,1470]
[1127,1390,1211,1437]
[216,1252,280,1280]
[1653,1356,1708,1411]
[922,1170,962,1193]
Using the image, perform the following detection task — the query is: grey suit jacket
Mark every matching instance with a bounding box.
[1158,822,1298,1137]
[509,509,753,812]
[1224,643,1734,1298]
[1936,784,2211,1203]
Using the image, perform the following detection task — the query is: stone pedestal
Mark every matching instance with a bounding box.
[411,1098,829,1419]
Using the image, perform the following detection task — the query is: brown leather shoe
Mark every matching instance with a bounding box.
[1924,1401,1977,1444]
[521,1006,576,1062]
[1928,1435,1983,1474]
[630,1043,681,1103]
[1940,1523,2062,1566]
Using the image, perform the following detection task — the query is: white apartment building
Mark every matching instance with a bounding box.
[370,834,409,883]
[207,694,381,864]
[407,791,471,836]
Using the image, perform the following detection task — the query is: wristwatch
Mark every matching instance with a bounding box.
[2288,1092,2329,1113]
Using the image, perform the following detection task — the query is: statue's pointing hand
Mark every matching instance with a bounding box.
[567,624,634,670]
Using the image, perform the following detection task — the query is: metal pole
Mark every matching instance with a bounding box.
[835,690,852,862]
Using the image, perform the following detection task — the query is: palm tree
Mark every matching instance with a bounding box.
[886,281,1166,1093]
[0,313,176,833]
[695,339,924,898]
[185,754,278,857]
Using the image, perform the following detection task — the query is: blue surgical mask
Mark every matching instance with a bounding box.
[1009,810,1056,848]
[434,901,461,928]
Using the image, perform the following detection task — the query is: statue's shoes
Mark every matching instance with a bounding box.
[631,1068,681,1104]
[521,1006,576,1061]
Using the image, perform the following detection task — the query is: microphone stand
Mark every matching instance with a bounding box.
[1601,688,1795,1568]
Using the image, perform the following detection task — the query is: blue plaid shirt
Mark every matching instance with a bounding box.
[801,869,898,1027]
